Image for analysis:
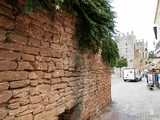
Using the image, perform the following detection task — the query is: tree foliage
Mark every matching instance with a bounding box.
[115,57,128,68]
[7,0,119,66]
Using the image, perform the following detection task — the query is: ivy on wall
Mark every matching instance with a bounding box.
[6,0,119,67]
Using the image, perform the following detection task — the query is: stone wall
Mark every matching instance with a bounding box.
[0,1,111,120]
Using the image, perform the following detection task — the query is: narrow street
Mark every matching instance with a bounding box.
[94,77,160,120]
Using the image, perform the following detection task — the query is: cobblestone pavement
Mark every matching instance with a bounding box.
[93,78,160,120]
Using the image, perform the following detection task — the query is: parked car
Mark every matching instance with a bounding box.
[123,68,142,82]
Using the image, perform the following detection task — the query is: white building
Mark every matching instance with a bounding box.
[115,31,136,68]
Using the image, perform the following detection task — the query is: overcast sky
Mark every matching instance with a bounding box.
[111,0,158,51]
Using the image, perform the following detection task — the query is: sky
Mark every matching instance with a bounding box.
[111,0,158,51]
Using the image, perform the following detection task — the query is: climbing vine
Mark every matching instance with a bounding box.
[6,0,119,67]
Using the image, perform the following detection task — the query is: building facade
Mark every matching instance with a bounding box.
[154,0,160,57]
[115,31,148,69]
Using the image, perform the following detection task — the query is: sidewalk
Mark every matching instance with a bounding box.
[93,78,160,120]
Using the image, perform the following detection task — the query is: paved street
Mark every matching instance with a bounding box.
[94,77,160,120]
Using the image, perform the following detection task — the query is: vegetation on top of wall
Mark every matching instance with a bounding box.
[6,0,119,67]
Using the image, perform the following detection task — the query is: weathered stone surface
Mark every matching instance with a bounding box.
[55,62,64,70]
[42,109,57,120]
[34,113,44,120]
[33,105,45,114]
[30,95,42,104]
[45,102,56,111]
[17,113,33,120]
[0,106,7,119]
[20,97,30,105]
[0,71,28,82]
[50,78,61,85]
[44,73,52,79]
[48,62,56,72]
[0,51,21,60]
[10,80,30,88]
[28,38,40,47]
[0,43,23,52]
[0,90,12,104]
[0,6,110,120]
[17,62,34,70]
[0,29,6,42]
[7,102,20,109]
[0,82,9,92]
[53,70,64,77]
[52,50,62,58]
[12,88,30,98]
[36,84,50,93]
[23,46,39,55]
[3,116,15,120]
[19,109,33,116]
[33,62,48,71]
[22,54,35,61]
[10,34,28,45]
[0,15,14,30]
[30,72,44,80]
[56,104,66,116]
[9,106,28,116]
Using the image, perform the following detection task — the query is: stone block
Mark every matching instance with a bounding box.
[22,54,35,61]
[28,38,40,47]
[55,62,64,70]
[7,102,20,109]
[53,70,64,78]
[33,62,48,71]
[17,114,33,120]
[36,84,50,93]
[14,21,29,36]
[17,62,34,70]
[12,88,30,98]
[48,62,56,72]
[17,14,31,24]
[33,105,45,114]
[29,71,44,79]
[45,102,56,111]
[30,88,40,96]
[40,48,52,57]
[0,15,14,30]
[9,105,28,116]
[10,80,30,88]
[42,109,57,120]
[52,50,62,58]
[10,34,28,45]
[0,82,9,92]
[0,90,12,104]
[56,104,66,116]
[0,29,6,42]
[44,73,52,79]
[0,42,23,52]
[29,24,44,39]
[3,116,15,120]
[30,96,42,104]
[34,113,44,120]
[50,43,62,50]
[48,94,60,103]
[50,78,61,85]
[0,106,7,119]
[23,46,39,55]
[0,51,21,60]
[20,97,30,106]
[19,109,33,116]
[0,71,28,82]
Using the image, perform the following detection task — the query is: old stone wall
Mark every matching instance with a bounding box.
[0,1,111,120]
